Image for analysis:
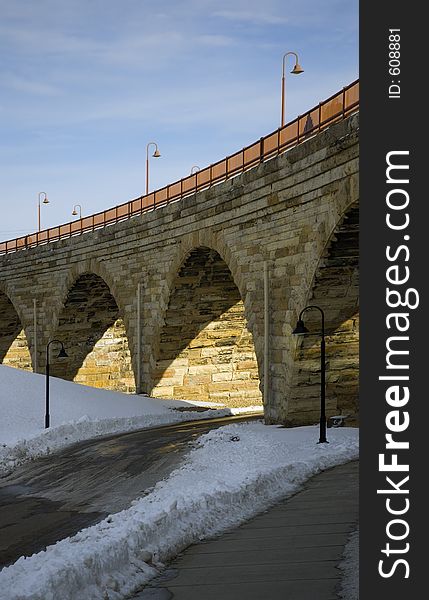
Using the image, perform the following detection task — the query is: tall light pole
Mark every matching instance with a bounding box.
[281,51,304,127]
[38,192,49,232]
[72,204,82,218]
[292,305,328,444]
[146,142,161,196]
[45,339,68,429]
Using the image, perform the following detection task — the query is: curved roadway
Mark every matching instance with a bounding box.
[0,414,261,568]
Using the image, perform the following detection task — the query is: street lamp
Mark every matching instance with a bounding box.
[72,204,82,218]
[146,142,161,196]
[292,305,328,443]
[45,339,68,429]
[38,192,49,232]
[281,51,304,127]
[190,165,200,175]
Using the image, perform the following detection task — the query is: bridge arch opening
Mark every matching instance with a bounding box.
[290,202,359,425]
[152,247,262,407]
[50,273,135,392]
[0,291,32,371]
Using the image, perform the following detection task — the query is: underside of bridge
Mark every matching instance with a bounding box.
[0,291,32,371]
[50,273,135,392]
[288,202,359,425]
[152,247,262,407]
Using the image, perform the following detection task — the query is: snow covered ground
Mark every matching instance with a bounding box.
[0,365,260,475]
[339,529,359,600]
[0,365,359,599]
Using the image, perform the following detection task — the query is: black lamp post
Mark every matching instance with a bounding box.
[45,339,68,429]
[292,305,328,444]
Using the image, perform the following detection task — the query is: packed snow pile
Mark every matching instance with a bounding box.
[339,529,359,600]
[0,365,261,475]
[0,421,359,600]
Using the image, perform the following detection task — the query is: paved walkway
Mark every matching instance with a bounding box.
[133,461,358,600]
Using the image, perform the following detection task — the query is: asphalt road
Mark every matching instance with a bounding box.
[0,413,261,568]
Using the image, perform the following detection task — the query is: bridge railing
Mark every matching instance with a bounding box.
[0,80,359,255]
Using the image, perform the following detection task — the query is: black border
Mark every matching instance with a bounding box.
[360,1,426,597]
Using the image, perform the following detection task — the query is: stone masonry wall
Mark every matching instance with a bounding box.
[50,273,135,392]
[152,247,261,406]
[0,113,359,423]
[287,202,359,424]
[0,291,32,371]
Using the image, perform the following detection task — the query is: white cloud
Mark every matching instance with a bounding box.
[213,9,288,25]
[0,25,94,55]
[1,75,62,97]
[196,34,237,47]
[0,0,358,238]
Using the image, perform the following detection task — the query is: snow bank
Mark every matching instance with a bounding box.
[339,529,359,600]
[0,365,261,475]
[0,422,359,600]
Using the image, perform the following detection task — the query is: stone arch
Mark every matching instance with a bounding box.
[49,270,135,392]
[151,242,262,407]
[158,231,249,324]
[50,258,125,337]
[0,286,33,371]
[289,201,359,425]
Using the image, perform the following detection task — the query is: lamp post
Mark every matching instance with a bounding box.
[45,339,68,429]
[145,142,161,196]
[190,165,200,175]
[72,204,82,218]
[292,305,328,443]
[281,51,304,127]
[38,192,49,232]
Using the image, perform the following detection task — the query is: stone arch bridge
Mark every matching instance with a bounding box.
[0,112,359,426]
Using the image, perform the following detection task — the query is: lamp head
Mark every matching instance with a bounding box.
[291,63,304,75]
[57,346,68,359]
[153,148,161,158]
[72,209,77,216]
[292,319,309,335]
[43,196,49,204]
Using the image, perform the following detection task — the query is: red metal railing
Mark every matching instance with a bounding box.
[0,80,359,255]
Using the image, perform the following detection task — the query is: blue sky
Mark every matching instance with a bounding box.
[0,0,358,240]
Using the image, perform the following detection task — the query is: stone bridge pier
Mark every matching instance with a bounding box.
[0,114,359,426]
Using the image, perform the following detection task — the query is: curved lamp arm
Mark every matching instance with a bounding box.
[282,51,300,77]
[298,305,325,335]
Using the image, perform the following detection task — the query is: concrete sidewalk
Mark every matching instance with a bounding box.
[133,461,358,600]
